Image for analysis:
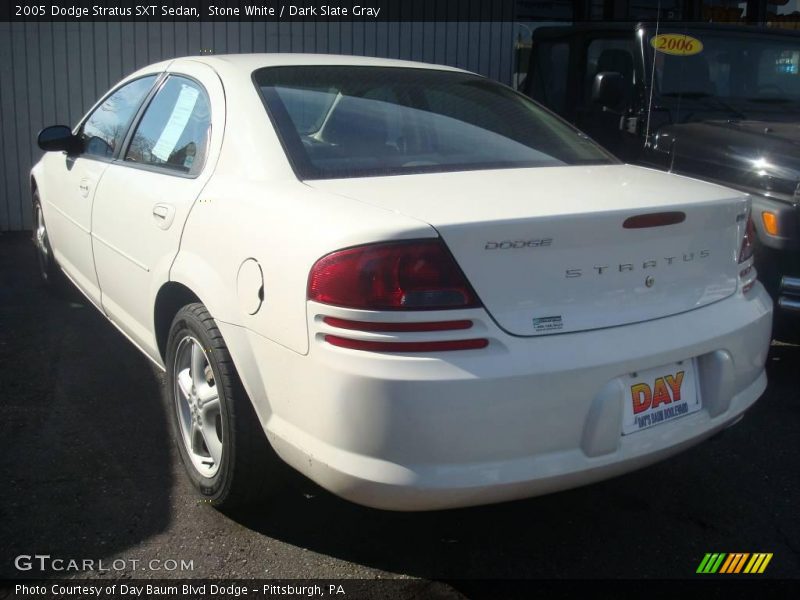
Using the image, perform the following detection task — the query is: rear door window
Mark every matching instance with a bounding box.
[124,76,211,176]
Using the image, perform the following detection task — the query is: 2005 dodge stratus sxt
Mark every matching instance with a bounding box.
[31,55,772,511]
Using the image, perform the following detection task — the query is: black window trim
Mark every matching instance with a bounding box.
[115,72,213,181]
[73,73,165,165]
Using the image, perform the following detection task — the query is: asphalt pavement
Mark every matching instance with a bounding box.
[1,231,798,591]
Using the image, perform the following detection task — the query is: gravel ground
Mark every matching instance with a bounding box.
[1,231,798,592]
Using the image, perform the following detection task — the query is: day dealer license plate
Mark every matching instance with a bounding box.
[622,360,701,435]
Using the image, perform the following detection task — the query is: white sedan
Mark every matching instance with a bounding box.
[31,54,772,511]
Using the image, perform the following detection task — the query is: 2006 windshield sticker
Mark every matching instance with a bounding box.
[651,34,704,56]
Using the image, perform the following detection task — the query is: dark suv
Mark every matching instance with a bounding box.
[522,22,800,335]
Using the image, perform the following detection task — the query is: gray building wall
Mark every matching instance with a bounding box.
[0,18,516,231]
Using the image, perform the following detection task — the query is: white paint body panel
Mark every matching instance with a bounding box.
[31,54,773,510]
[311,166,747,336]
[36,153,108,307]
[92,60,226,360]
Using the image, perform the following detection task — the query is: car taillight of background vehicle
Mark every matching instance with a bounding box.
[739,215,758,294]
[308,239,488,352]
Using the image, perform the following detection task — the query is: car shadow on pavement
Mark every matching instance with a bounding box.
[0,233,173,579]
[230,340,799,581]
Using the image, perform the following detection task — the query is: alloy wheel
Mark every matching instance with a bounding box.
[33,203,50,280]
[173,336,224,478]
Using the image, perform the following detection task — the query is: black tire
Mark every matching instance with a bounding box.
[31,191,61,287]
[165,303,281,509]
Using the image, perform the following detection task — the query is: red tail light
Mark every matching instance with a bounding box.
[308,239,481,310]
[739,215,757,264]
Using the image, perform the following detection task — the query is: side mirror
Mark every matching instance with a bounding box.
[38,125,81,153]
[592,72,625,109]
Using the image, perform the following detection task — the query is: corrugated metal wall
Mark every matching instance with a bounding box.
[0,17,516,231]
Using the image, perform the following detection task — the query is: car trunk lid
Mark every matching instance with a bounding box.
[308,165,748,336]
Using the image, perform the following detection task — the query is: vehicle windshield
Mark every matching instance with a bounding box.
[254,66,615,179]
[644,27,800,119]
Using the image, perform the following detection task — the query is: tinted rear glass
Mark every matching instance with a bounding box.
[254,66,615,180]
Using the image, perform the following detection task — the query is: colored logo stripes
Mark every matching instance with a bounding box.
[696,553,773,574]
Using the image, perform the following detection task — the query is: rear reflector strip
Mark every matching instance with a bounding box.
[323,317,473,332]
[325,335,488,353]
[623,212,686,229]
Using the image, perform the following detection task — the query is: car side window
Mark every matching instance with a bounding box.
[530,41,570,116]
[125,76,211,175]
[584,38,636,105]
[80,76,158,159]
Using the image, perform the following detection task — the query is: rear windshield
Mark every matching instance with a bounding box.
[254,66,616,180]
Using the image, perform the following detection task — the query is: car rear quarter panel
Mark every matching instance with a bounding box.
[171,177,435,356]
[170,62,437,357]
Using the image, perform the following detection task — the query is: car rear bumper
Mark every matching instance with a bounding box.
[268,371,765,511]
[221,283,773,511]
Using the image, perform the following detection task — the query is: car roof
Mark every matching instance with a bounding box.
[170,53,469,74]
[125,53,472,88]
